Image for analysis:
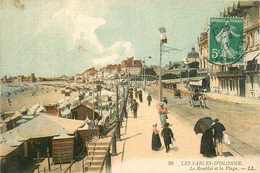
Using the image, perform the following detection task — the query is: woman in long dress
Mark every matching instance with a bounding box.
[200,128,216,157]
[215,21,239,62]
[152,124,161,151]
[158,103,168,128]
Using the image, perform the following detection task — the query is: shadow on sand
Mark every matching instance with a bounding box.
[222,152,233,157]
[121,133,142,141]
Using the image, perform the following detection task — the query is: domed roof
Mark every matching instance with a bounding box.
[187,47,199,58]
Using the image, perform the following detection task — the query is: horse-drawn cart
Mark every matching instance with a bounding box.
[173,89,181,98]
[189,92,206,108]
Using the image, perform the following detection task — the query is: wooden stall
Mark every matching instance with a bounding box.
[71,104,99,120]
[44,103,59,116]
[52,134,74,164]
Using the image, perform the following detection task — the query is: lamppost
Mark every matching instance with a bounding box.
[159,27,167,101]
[142,56,152,88]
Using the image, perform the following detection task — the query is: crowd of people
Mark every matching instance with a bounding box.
[127,86,175,153]
[3,84,51,107]
[126,86,226,156]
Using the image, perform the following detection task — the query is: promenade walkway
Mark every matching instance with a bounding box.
[109,91,239,173]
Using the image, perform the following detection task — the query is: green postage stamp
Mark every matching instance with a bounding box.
[209,17,245,64]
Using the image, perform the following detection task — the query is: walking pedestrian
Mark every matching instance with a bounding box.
[147,93,152,106]
[158,103,168,127]
[152,123,161,151]
[7,98,11,106]
[139,90,143,102]
[161,123,175,153]
[122,100,128,118]
[212,118,226,156]
[200,128,216,157]
[135,91,138,99]
[131,99,139,118]
[162,97,168,105]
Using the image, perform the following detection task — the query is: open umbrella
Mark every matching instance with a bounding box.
[194,117,213,134]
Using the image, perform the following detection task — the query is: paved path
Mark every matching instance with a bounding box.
[110,91,242,173]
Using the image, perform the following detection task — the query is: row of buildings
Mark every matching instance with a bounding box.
[0,74,73,83]
[74,56,143,83]
[1,73,37,83]
[164,0,259,98]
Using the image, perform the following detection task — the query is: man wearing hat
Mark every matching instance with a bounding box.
[161,123,175,153]
[212,118,226,156]
[131,99,139,118]
[147,93,152,106]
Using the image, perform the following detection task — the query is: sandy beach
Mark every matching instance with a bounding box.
[0,84,78,113]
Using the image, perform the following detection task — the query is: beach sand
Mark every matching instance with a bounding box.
[0,85,78,113]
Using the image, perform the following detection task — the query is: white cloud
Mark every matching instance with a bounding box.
[92,54,120,65]
[92,41,134,65]
[34,0,133,67]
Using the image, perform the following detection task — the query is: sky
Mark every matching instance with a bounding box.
[0,0,235,77]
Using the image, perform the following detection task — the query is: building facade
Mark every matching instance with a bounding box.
[121,56,142,77]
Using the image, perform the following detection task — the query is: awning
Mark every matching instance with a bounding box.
[190,81,203,86]
[162,76,208,85]
[244,50,260,62]
[189,76,208,86]
[162,78,181,84]
[167,68,197,72]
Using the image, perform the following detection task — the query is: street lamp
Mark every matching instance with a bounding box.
[142,56,152,88]
[159,27,167,101]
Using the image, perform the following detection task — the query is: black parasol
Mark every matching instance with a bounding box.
[194,117,213,134]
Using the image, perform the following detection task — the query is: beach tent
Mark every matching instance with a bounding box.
[31,103,40,110]
[60,108,71,118]
[16,119,28,124]
[10,111,22,121]
[19,106,28,115]
[36,105,45,114]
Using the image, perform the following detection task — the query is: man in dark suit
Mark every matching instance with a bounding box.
[212,118,226,156]
[131,99,139,118]
[161,123,175,153]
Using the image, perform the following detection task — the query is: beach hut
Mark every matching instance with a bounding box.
[52,134,74,164]
[71,104,99,120]
[61,88,65,94]
[44,103,59,116]
[65,89,71,96]
[10,111,22,128]
[2,111,15,120]
[0,133,25,173]
[77,123,92,144]
[0,122,7,134]
[36,105,45,114]
[19,106,28,115]
[60,108,71,119]
[3,117,12,131]
[27,108,36,116]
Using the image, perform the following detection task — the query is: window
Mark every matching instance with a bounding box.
[250,32,254,47]
[255,29,259,45]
